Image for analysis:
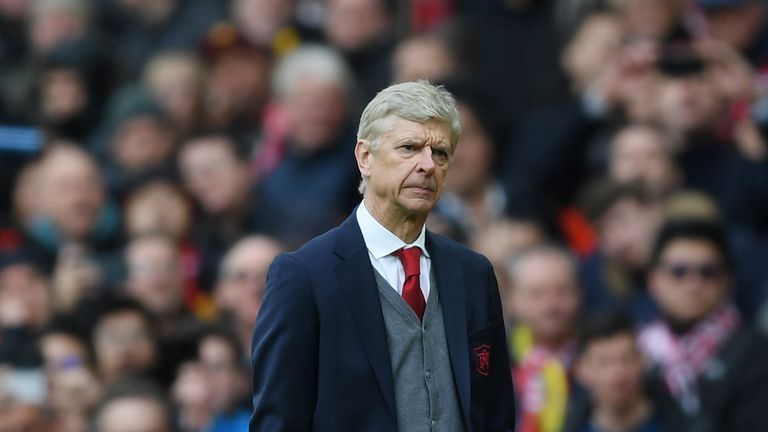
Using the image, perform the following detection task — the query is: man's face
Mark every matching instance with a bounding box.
[98,397,170,432]
[649,238,730,324]
[179,138,247,214]
[576,333,645,410]
[510,252,580,344]
[39,149,105,241]
[357,117,453,221]
[0,264,51,328]
[598,198,661,271]
[125,237,182,317]
[199,336,247,411]
[609,126,678,195]
[654,74,722,135]
[284,79,347,153]
[94,311,156,383]
[215,239,280,327]
[324,0,388,52]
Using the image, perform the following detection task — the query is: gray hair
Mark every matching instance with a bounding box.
[357,80,461,193]
[272,44,354,99]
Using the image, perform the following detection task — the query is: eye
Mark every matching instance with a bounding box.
[433,149,449,163]
[398,143,419,153]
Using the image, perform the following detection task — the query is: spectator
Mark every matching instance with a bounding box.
[178,132,262,291]
[200,23,272,144]
[565,311,666,432]
[172,327,250,431]
[89,296,159,385]
[323,0,395,102]
[123,233,187,334]
[506,244,581,432]
[101,90,176,196]
[259,44,360,247]
[143,51,205,135]
[607,123,682,197]
[392,30,459,84]
[696,0,768,67]
[113,0,226,80]
[93,378,173,432]
[0,249,50,365]
[39,323,101,432]
[35,37,113,143]
[213,235,282,357]
[579,180,663,322]
[639,219,768,431]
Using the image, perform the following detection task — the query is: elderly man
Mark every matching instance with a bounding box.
[250,81,516,431]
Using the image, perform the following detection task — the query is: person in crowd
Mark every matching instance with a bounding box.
[565,311,665,432]
[89,296,159,386]
[39,323,101,432]
[258,44,360,248]
[172,327,250,431]
[250,81,516,430]
[579,180,664,322]
[143,51,205,135]
[123,233,188,334]
[391,29,460,84]
[200,23,273,144]
[323,0,395,102]
[93,378,174,432]
[112,0,226,80]
[102,90,177,195]
[178,131,262,291]
[606,123,682,198]
[506,244,581,432]
[0,249,51,365]
[213,235,282,358]
[639,218,768,431]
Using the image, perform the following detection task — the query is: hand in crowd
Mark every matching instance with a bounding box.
[51,243,101,314]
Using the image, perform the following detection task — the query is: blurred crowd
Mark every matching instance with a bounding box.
[2,0,768,430]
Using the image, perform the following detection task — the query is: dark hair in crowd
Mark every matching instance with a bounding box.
[576,310,636,357]
[649,218,733,272]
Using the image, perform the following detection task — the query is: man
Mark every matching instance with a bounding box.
[565,311,664,432]
[250,81,516,431]
[506,244,580,432]
[214,235,282,358]
[639,219,768,431]
[93,379,173,432]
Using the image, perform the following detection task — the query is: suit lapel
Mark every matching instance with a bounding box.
[428,233,471,431]
[333,215,397,419]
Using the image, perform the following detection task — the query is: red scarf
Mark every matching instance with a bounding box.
[639,304,740,414]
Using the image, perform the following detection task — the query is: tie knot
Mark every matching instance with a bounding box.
[394,247,421,277]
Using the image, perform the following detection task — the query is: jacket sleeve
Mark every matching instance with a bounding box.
[250,253,319,432]
[485,258,517,431]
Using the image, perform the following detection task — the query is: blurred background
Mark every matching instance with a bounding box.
[2,0,768,430]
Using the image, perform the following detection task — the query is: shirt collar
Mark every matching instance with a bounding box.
[356,201,429,259]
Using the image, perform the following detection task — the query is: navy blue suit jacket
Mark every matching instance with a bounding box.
[250,213,516,431]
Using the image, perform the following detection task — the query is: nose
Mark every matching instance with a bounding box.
[416,147,436,174]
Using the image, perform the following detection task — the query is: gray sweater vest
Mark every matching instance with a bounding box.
[373,270,464,432]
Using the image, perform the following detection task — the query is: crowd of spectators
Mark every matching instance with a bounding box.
[2,0,768,430]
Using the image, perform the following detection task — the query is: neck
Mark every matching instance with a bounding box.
[364,197,426,244]
[593,397,652,432]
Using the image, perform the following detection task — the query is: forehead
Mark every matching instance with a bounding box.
[379,117,452,146]
[582,333,637,358]
[660,238,722,261]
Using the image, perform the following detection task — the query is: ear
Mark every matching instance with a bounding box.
[355,140,373,177]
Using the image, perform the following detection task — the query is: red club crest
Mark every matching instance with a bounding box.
[474,344,490,376]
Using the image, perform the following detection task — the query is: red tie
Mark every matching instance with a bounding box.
[394,247,426,320]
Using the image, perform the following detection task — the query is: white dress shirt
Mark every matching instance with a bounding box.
[356,201,431,300]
